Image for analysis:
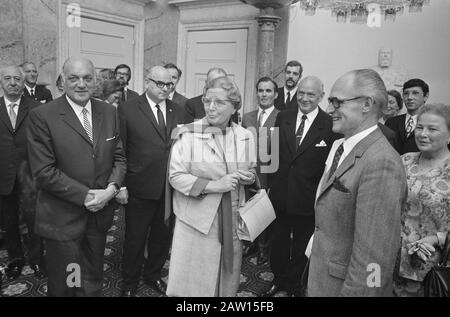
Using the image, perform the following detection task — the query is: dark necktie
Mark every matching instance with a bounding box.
[156,104,166,138]
[295,114,307,151]
[327,143,344,181]
[30,88,35,98]
[286,91,291,109]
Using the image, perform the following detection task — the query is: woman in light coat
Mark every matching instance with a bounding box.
[166,76,257,297]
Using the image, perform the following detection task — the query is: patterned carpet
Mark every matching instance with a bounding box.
[0,208,284,297]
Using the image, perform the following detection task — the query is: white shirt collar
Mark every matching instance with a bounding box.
[4,96,22,107]
[24,84,36,95]
[298,106,319,122]
[168,91,175,101]
[284,86,298,100]
[66,95,92,117]
[145,94,166,110]
[406,113,418,124]
[342,124,378,157]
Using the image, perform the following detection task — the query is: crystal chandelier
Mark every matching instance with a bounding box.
[297,0,430,23]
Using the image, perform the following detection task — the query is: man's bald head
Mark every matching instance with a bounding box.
[62,57,96,106]
[297,75,325,114]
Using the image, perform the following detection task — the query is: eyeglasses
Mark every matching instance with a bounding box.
[147,78,174,89]
[328,96,367,109]
[202,97,233,108]
[116,72,130,77]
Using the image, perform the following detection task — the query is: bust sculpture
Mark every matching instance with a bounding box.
[372,47,408,92]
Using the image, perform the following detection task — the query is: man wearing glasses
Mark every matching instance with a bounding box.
[114,64,139,104]
[118,66,183,297]
[307,69,407,297]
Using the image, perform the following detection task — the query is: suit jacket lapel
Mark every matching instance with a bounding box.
[91,100,103,149]
[60,98,92,145]
[317,128,384,198]
[284,110,297,157]
[263,108,278,128]
[15,98,31,130]
[136,95,166,141]
[294,109,325,158]
[0,97,14,133]
[165,101,177,141]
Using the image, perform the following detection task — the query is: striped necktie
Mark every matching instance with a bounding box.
[8,103,17,129]
[82,107,93,142]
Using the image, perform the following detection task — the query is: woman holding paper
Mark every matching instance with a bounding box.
[166,76,257,297]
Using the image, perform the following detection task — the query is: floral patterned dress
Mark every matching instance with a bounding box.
[394,152,450,297]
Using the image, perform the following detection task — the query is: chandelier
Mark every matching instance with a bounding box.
[297,0,430,23]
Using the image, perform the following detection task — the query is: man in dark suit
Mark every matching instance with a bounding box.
[20,62,53,103]
[184,67,239,124]
[242,77,280,265]
[274,60,303,111]
[385,78,429,154]
[114,64,139,104]
[263,76,338,297]
[164,63,188,119]
[27,57,126,297]
[119,66,183,297]
[0,65,40,280]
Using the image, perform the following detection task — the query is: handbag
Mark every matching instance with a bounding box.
[237,175,276,242]
[423,232,450,297]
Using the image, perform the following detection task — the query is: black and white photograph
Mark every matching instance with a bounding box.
[0,0,449,300]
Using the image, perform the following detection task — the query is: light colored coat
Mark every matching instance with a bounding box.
[166,119,257,296]
[308,128,407,297]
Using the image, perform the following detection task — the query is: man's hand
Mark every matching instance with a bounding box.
[236,169,255,185]
[85,186,116,212]
[115,188,128,205]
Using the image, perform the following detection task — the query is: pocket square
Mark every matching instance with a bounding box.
[315,140,327,147]
[105,136,116,142]
[332,178,351,193]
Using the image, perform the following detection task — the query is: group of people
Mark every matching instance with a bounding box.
[0,55,448,297]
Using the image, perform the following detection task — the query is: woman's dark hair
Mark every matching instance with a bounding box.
[102,80,123,100]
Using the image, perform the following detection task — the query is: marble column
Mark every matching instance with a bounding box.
[257,7,281,78]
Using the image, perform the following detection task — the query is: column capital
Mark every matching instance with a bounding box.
[256,14,282,27]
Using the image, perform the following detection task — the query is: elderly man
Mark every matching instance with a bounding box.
[308,69,407,297]
[184,67,239,124]
[264,76,337,297]
[20,62,53,103]
[119,66,184,297]
[274,60,303,111]
[27,57,126,296]
[0,65,40,280]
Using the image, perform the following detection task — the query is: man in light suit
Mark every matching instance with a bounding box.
[242,77,280,265]
[264,76,338,297]
[184,67,239,124]
[114,64,139,104]
[20,62,53,103]
[27,57,126,296]
[308,69,407,297]
[274,60,302,111]
[385,78,429,154]
[119,66,184,297]
[0,65,40,280]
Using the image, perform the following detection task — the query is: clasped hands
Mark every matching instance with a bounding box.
[84,186,116,212]
[214,170,255,192]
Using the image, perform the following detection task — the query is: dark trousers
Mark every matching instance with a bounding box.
[122,195,172,291]
[22,207,45,266]
[44,215,107,297]
[0,188,24,260]
[269,213,314,294]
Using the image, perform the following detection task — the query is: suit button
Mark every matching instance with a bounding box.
[92,154,95,158]
[315,226,320,231]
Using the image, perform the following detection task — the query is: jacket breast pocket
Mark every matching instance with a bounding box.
[328,260,348,280]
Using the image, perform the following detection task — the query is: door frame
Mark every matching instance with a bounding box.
[177,20,258,112]
[58,3,145,93]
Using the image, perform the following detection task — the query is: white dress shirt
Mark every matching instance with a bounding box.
[66,95,92,128]
[324,125,378,174]
[146,95,167,124]
[4,96,21,117]
[295,107,319,145]
[284,86,298,104]
[257,105,275,127]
